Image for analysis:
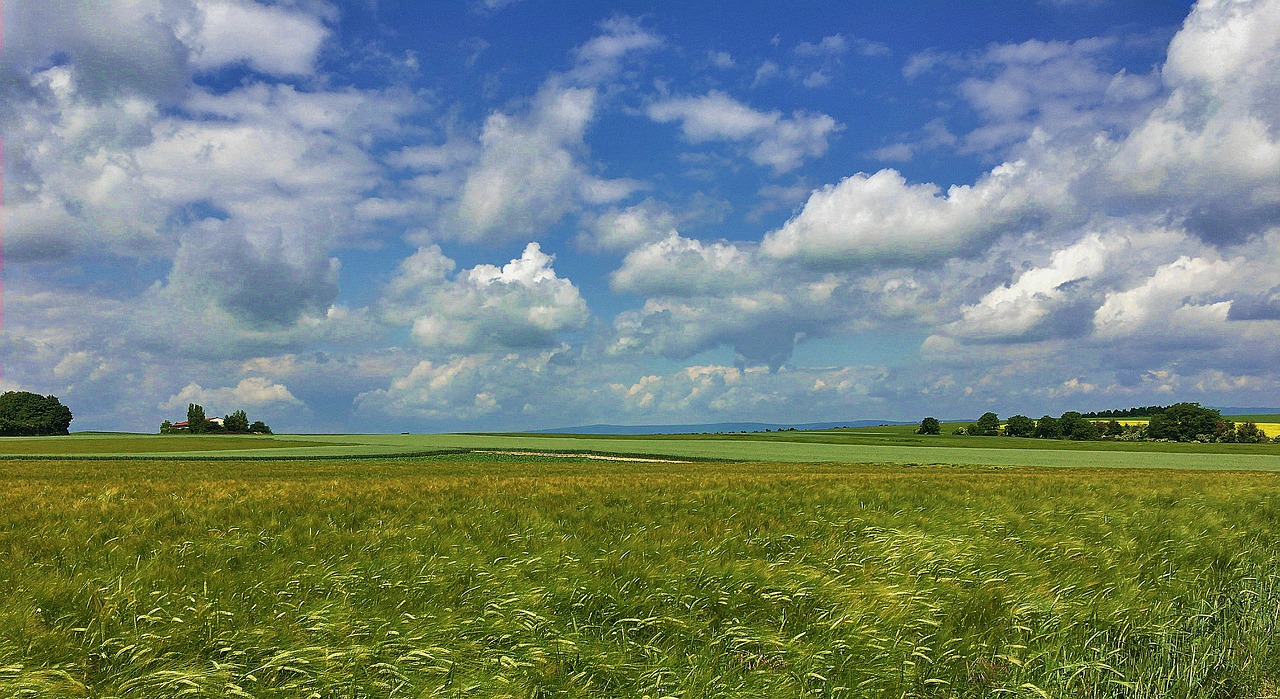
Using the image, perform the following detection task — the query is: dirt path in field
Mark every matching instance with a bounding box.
[473,450,689,463]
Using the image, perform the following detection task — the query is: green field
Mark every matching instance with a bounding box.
[5,428,1280,471]
[2,454,1279,697]
[0,435,341,455]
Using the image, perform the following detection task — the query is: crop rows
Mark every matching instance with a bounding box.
[1,458,1279,697]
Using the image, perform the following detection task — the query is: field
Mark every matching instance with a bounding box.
[5,427,1280,470]
[3,436,1280,697]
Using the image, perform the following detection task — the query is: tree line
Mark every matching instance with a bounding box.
[917,403,1274,444]
[0,391,74,436]
[160,403,271,434]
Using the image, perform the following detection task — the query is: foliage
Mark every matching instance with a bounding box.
[0,391,73,436]
[1147,403,1225,442]
[1236,421,1269,443]
[3,457,1280,697]
[973,412,1001,436]
[186,403,208,434]
[1081,405,1171,419]
[165,405,269,434]
[917,417,941,435]
[224,410,250,433]
[1003,414,1036,438]
[1034,416,1062,440]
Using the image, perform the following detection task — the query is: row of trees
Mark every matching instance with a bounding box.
[918,403,1274,443]
[0,391,74,436]
[1080,405,1172,419]
[160,403,271,434]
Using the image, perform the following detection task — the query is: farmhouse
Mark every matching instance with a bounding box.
[169,417,224,430]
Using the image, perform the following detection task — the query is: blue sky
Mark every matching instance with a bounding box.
[4,0,1280,433]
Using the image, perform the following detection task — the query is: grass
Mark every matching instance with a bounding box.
[2,455,1280,697]
[510,423,1280,454]
[0,436,339,455]
[14,430,1280,471]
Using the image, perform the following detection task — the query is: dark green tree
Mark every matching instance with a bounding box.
[1004,414,1036,437]
[224,410,250,433]
[250,420,272,434]
[187,403,208,434]
[1146,403,1222,441]
[0,391,73,436]
[917,417,941,435]
[1034,415,1063,439]
[974,412,1001,436]
[1066,418,1100,441]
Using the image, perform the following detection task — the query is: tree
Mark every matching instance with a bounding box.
[160,420,174,434]
[187,403,208,434]
[249,420,272,434]
[224,410,250,433]
[1066,417,1099,441]
[1147,403,1223,442]
[1237,422,1268,443]
[974,412,1001,436]
[1059,411,1083,439]
[917,417,941,435]
[1004,414,1036,438]
[0,391,73,436]
[1034,416,1063,439]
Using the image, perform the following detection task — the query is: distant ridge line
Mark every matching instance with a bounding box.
[530,420,916,435]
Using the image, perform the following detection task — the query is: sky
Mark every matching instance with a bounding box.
[3,0,1280,433]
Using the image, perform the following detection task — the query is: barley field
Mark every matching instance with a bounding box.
[2,455,1279,697]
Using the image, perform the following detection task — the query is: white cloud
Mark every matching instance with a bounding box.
[578,200,680,250]
[647,91,841,173]
[611,234,759,297]
[381,243,589,354]
[761,163,1048,266]
[609,363,890,421]
[442,84,637,243]
[1092,255,1236,345]
[162,377,303,412]
[940,233,1115,342]
[568,16,662,84]
[188,0,330,76]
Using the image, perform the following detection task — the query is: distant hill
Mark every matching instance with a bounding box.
[1214,407,1280,416]
[530,420,916,435]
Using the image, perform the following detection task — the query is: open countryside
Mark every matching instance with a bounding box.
[7,0,1280,696]
[4,416,1280,696]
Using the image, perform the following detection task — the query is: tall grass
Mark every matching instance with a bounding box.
[2,457,1278,697]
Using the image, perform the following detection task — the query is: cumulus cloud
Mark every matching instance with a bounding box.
[760,164,1052,266]
[381,243,589,353]
[609,363,891,421]
[187,0,330,76]
[611,234,760,297]
[1096,1,1280,244]
[438,84,638,243]
[2,0,194,100]
[940,233,1116,343]
[162,377,303,411]
[578,200,680,250]
[647,91,841,172]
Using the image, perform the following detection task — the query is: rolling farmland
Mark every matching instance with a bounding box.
[2,433,1279,696]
